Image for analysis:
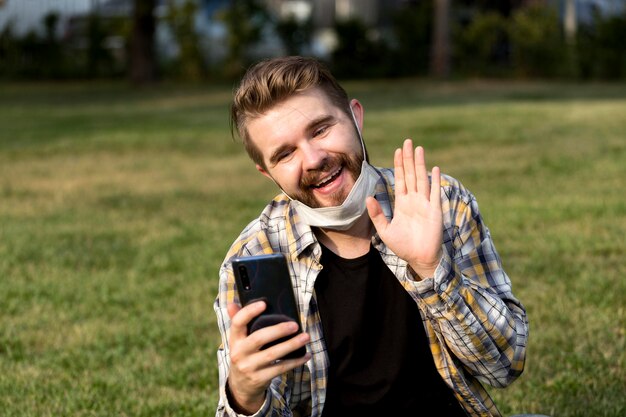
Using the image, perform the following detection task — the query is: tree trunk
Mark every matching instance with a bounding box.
[430,0,450,78]
[129,0,156,84]
[564,0,577,45]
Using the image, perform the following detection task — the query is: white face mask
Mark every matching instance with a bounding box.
[285,106,379,231]
[290,160,379,230]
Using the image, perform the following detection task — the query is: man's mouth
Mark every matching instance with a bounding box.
[310,167,343,189]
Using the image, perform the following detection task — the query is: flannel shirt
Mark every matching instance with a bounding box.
[214,167,528,417]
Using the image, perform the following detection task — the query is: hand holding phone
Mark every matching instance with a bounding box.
[232,253,307,359]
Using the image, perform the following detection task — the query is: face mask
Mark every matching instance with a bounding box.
[290,160,379,230]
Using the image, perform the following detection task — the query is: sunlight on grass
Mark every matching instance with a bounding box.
[0,80,624,416]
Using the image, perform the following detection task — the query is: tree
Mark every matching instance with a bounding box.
[220,0,269,79]
[164,0,206,80]
[129,0,156,84]
[430,0,451,77]
[564,0,577,44]
[275,15,312,56]
[391,1,432,76]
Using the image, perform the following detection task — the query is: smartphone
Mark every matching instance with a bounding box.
[231,253,306,359]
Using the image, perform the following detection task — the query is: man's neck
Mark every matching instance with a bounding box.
[314,213,373,259]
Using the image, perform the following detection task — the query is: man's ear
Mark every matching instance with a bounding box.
[256,164,272,180]
[349,99,364,132]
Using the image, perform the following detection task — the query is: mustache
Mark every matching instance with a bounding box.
[299,155,346,188]
[299,154,361,189]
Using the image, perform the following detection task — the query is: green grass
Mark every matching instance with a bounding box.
[1,79,625,416]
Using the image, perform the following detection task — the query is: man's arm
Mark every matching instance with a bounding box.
[414,187,528,387]
[367,139,528,387]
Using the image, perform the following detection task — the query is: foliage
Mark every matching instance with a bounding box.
[389,1,433,76]
[0,11,126,79]
[219,0,270,79]
[331,17,392,79]
[163,0,207,80]
[275,15,313,56]
[455,11,509,76]
[508,5,567,77]
[85,13,118,78]
[0,13,67,79]
[577,12,626,80]
[1,3,626,81]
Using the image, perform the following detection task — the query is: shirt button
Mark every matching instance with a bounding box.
[439,282,448,292]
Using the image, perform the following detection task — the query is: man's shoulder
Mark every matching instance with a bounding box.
[439,173,475,205]
[438,173,469,194]
[223,193,298,261]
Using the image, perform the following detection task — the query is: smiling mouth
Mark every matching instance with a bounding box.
[310,166,343,189]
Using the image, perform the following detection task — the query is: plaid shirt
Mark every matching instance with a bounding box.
[214,167,528,417]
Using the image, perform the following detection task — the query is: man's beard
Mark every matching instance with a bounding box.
[289,152,363,208]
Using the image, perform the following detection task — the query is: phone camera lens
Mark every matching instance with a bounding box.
[238,266,251,290]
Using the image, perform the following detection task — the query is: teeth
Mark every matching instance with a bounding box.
[314,167,341,187]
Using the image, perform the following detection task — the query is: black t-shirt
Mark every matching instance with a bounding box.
[314,244,467,417]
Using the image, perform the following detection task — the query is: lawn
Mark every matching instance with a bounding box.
[0,79,624,417]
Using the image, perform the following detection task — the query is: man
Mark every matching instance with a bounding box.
[214,56,528,417]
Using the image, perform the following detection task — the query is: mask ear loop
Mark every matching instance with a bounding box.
[349,105,368,163]
[270,177,293,200]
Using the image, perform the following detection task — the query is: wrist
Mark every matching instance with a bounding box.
[408,265,436,281]
[226,380,265,415]
[408,252,442,281]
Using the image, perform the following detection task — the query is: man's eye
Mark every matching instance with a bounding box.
[277,150,293,161]
[313,126,328,137]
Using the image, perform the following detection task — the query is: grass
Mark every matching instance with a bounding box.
[0,79,625,416]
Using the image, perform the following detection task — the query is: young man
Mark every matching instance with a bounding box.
[214,56,528,417]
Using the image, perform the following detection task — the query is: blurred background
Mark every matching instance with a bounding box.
[1,0,625,83]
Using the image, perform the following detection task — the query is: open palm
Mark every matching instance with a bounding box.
[367,140,443,279]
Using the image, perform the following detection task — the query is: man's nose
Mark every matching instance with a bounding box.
[301,141,327,171]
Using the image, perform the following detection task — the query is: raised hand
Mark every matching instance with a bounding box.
[366,139,443,280]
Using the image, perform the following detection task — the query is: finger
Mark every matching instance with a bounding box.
[260,330,310,364]
[230,321,303,376]
[227,302,241,320]
[402,139,417,192]
[271,352,312,372]
[256,351,312,385]
[246,319,305,354]
[430,166,442,210]
[366,196,389,237]
[393,148,406,195]
[229,301,266,341]
[415,146,430,198]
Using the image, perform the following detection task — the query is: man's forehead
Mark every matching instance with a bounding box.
[252,90,340,130]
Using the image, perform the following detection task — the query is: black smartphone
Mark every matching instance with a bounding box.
[231,253,306,359]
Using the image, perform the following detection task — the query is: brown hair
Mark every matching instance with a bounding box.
[230,56,351,168]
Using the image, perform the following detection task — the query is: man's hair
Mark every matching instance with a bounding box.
[230,56,351,168]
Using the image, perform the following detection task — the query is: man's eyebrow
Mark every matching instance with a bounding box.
[267,115,337,166]
[306,114,336,132]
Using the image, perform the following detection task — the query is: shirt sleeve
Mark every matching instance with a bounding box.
[408,179,529,388]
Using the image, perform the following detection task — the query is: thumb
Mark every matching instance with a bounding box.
[366,196,389,236]
[227,302,241,320]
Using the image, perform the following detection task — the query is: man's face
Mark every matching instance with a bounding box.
[249,87,364,208]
